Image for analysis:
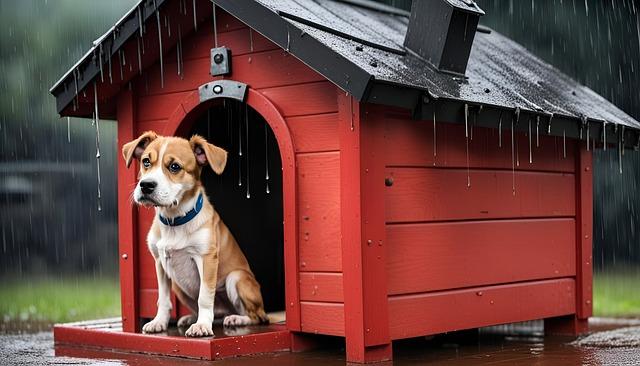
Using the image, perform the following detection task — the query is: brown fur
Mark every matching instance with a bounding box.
[124,131,268,336]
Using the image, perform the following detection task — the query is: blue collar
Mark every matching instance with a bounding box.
[158,193,204,226]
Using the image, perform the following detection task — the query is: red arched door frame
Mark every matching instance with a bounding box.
[163,87,300,331]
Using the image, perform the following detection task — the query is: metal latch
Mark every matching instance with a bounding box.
[210,47,231,76]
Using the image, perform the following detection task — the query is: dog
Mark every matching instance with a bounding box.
[122,131,269,337]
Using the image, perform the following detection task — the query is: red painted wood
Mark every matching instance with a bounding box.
[141,49,322,96]
[386,218,576,295]
[161,88,301,331]
[54,322,290,360]
[388,278,576,340]
[287,113,340,153]
[385,168,575,223]
[117,89,139,333]
[138,92,191,122]
[576,146,593,319]
[260,81,338,118]
[339,96,391,363]
[297,152,342,272]
[385,118,576,173]
[299,272,344,302]
[300,302,345,336]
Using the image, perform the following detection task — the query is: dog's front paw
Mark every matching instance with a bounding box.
[142,319,168,334]
[185,322,214,337]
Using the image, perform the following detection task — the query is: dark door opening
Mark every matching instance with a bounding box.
[189,99,284,313]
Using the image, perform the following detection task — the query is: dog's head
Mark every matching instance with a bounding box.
[122,131,227,207]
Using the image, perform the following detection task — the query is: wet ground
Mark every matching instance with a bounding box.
[2,318,640,365]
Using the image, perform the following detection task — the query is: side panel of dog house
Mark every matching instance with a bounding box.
[365,106,591,339]
[124,9,344,335]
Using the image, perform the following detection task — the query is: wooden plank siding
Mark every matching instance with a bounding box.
[132,10,344,326]
[382,111,581,339]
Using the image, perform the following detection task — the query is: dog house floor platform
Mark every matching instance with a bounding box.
[53,317,291,360]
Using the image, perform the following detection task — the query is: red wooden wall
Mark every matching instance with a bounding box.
[381,110,588,339]
[124,8,343,333]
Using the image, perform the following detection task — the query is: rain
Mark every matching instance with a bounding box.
[0,0,638,364]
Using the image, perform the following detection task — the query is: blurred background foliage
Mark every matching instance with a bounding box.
[0,0,638,328]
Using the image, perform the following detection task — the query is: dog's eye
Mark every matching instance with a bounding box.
[169,163,181,173]
[142,158,151,168]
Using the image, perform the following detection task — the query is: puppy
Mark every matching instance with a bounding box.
[122,131,268,337]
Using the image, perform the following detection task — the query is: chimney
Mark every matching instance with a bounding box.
[404,0,485,76]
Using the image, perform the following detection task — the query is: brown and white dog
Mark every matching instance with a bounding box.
[122,131,268,337]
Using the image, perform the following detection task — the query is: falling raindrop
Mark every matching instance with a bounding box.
[464,104,470,188]
[177,24,183,78]
[99,43,104,82]
[66,117,71,143]
[511,116,515,196]
[498,111,503,148]
[108,43,113,84]
[603,121,607,151]
[137,36,142,75]
[433,110,437,165]
[528,116,533,164]
[535,115,540,147]
[547,113,553,134]
[155,0,164,88]
[138,5,144,38]
[192,0,198,32]
[618,128,623,174]
[265,122,270,194]
[586,122,590,151]
[246,104,250,199]
[73,69,79,111]
[349,94,354,131]
[249,28,255,53]
[621,126,625,157]
[213,3,218,48]
[93,81,102,212]
[286,26,291,52]
[238,103,243,187]
[563,130,567,159]
[118,50,124,81]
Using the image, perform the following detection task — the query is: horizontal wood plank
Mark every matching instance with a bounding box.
[261,82,338,117]
[300,302,345,336]
[140,48,323,97]
[299,272,344,302]
[385,168,575,223]
[385,119,576,173]
[297,152,342,272]
[388,279,576,339]
[287,113,339,153]
[386,218,576,295]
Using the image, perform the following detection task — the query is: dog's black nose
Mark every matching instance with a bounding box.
[140,180,157,195]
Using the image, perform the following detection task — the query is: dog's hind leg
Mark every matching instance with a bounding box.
[172,282,198,328]
[223,270,269,327]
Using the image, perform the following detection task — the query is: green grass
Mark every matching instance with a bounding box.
[0,277,120,326]
[593,270,640,317]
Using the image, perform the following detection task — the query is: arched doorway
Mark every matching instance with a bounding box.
[162,85,300,329]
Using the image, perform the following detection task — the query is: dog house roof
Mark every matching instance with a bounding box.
[50,0,640,147]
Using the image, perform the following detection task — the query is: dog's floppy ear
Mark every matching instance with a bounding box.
[122,131,158,168]
[190,135,227,175]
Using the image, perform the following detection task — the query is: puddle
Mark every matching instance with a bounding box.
[1,318,640,365]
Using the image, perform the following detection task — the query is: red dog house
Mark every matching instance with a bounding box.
[51,0,640,363]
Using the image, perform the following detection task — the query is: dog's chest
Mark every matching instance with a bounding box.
[153,226,211,298]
